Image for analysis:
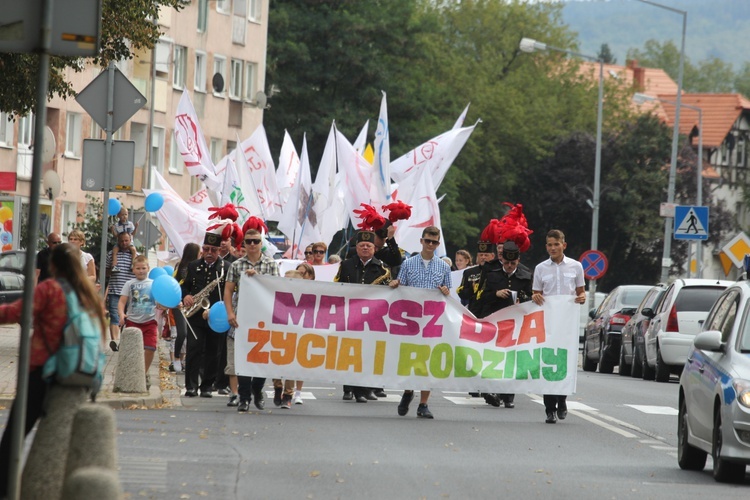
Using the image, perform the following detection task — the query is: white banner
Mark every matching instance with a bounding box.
[235,275,579,394]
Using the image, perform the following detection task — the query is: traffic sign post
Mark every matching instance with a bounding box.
[674,205,708,240]
[580,250,608,280]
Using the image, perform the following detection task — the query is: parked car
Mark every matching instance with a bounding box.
[642,278,732,382]
[619,284,667,377]
[0,271,24,304]
[582,285,651,374]
[580,291,607,342]
[678,281,750,482]
[0,250,26,274]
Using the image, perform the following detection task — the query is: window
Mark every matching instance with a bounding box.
[738,135,747,168]
[197,0,208,32]
[230,58,243,100]
[65,112,82,157]
[248,0,261,22]
[194,51,207,92]
[227,140,237,156]
[169,134,184,174]
[0,112,14,147]
[216,0,230,14]
[243,61,257,102]
[16,113,34,179]
[210,138,223,165]
[90,120,102,139]
[61,201,77,234]
[232,0,247,45]
[173,45,187,89]
[213,55,227,97]
[155,39,171,78]
[151,126,165,175]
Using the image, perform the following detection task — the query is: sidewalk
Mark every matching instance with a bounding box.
[0,324,181,409]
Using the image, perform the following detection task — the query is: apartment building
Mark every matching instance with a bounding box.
[0,0,268,252]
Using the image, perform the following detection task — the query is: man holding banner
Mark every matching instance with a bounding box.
[334,230,392,403]
[531,229,585,424]
[389,226,451,419]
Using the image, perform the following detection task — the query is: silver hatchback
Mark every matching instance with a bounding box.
[678,282,750,482]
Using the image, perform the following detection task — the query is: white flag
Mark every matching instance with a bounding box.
[234,138,264,220]
[186,188,214,212]
[335,128,374,228]
[393,166,445,256]
[452,103,470,129]
[240,124,280,220]
[312,123,346,246]
[276,130,300,205]
[353,120,369,155]
[371,91,391,206]
[174,90,221,190]
[390,122,478,191]
[149,171,210,257]
[277,134,320,255]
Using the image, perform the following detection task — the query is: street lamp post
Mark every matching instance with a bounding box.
[635,0,687,283]
[633,92,703,278]
[520,38,604,304]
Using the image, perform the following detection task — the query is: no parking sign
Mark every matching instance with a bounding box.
[580,250,608,280]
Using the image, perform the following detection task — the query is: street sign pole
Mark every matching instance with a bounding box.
[98,62,115,299]
[8,3,52,497]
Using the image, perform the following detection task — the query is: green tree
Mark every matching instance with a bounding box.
[598,43,616,64]
[734,62,750,97]
[0,0,188,117]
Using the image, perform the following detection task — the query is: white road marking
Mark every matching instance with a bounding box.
[571,410,639,438]
[264,390,317,400]
[625,404,678,415]
[444,396,490,405]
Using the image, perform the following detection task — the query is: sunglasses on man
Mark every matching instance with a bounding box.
[245,238,262,245]
[422,238,440,246]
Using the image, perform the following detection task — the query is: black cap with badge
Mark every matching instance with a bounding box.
[356,231,376,244]
[501,241,520,261]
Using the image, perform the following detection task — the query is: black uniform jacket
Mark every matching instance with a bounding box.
[180,257,232,325]
[470,260,533,319]
[334,255,390,285]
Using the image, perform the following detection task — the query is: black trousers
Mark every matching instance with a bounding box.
[173,308,187,359]
[215,335,229,390]
[543,394,567,412]
[0,369,48,497]
[238,376,266,401]
[185,318,220,393]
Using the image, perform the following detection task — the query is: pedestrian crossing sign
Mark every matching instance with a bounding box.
[674,205,709,240]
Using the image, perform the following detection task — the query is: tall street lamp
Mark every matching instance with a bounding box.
[633,92,703,277]
[635,0,687,283]
[520,37,604,303]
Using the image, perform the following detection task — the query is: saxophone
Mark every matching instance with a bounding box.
[181,267,224,318]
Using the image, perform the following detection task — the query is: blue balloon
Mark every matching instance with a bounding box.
[108,198,121,216]
[208,301,230,333]
[162,265,174,277]
[144,192,164,212]
[152,275,181,308]
[149,267,167,280]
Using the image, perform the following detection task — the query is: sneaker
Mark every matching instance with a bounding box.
[293,391,303,405]
[280,395,292,409]
[546,411,557,424]
[274,386,283,407]
[416,404,434,419]
[217,387,231,396]
[111,265,120,273]
[227,395,239,407]
[238,400,250,412]
[173,360,182,372]
[146,374,151,390]
[373,389,387,398]
[397,391,414,416]
[109,340,119,352]
[483,393,501,407]
[168,363,175,372]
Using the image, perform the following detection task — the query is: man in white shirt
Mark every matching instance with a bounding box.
[531,229,585,424]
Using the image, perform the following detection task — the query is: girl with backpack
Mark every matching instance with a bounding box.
[0,242,107,497]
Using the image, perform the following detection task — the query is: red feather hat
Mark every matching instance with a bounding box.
[497,202,533,252]
[353,203,387,232]
[205,203,245,249]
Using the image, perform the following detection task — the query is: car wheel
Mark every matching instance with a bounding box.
[631,344,643,379]
[712,411,746,483]
[618,342,631,377]
[582,338,597,372]
[655,347,671,383]
[598,337,614,374]
[677,398,707,470]
[642,349,656,381]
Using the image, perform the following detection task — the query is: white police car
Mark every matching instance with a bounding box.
[678,280,750,482]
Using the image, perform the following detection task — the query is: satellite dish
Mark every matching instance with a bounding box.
[212,73,224,93]
[42,169,62,200]
[42,126,56,163]
[254,91,267,109]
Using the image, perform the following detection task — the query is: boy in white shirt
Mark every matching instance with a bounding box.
[118,255,159,375]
